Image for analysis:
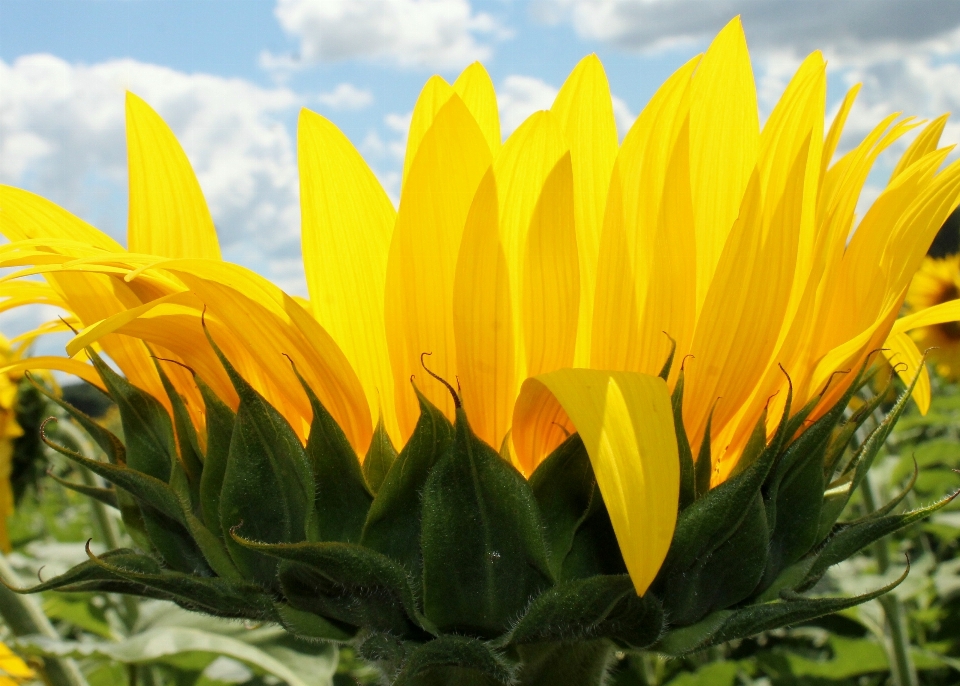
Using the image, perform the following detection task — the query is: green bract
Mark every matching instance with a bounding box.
[9,345,953,686]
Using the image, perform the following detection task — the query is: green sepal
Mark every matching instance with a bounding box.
[233,535,430,636]
[45,471,118,510]
[657,565,909,656]
[528,434,596,577]
[362,385,453,577]
[421,407,552,637]
[505,575,663,649]
[82,546,275,620]
[822,385,888,481]
[560,500,627,580]
[758,444,824,592]
[204,327,317,587]
[25,373,125,465]
[40,424,184,525]
[43,426,206,572]
[8,549,161,594]
[694,408,714,499]
[729,408,768,480]
[392,636,515,686]
[197,377,235,536]
[657,334,677,382]
[274,603,357,642]
[153,358,203,500]
[139,504,213,575]
[815,368,923,541]
[174,486,243,582]
[364,414,398,494]
[86,347,174,482]
[671,370,695,511]
[655,422,778,583]
[660,493,769,625]
[800,491,959,590]
[289,361,372,543]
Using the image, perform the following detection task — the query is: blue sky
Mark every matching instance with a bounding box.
[2,0,960,349]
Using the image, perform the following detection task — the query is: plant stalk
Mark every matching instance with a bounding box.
[0,552,90,686]
[861,472,918,686]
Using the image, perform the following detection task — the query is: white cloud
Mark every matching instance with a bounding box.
[497,75,558,136]
[0,53,303,260]
[611,95,636,139]
[317,83,374,110]
[271,0,506,70]
[536,0,960,58]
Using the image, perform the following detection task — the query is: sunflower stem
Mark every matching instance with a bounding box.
[0,552,90,686]
[861,472,918,686]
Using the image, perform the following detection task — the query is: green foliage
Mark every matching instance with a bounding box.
[14,346,958,686]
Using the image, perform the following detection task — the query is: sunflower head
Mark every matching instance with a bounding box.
[906,253,960,380]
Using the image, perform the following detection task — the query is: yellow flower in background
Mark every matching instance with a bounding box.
[0,641,34,685]
[2,17,960,594]
[0,334,25,554]
[905,253,960,380]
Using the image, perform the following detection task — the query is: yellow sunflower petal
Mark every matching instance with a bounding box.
[453,168,514,449]
[883,331,931,414]
[454,62,501,155]
[522,152,580,378]
[891,113,950,181]
[401,75,455,189]
[385,94,493,438]
[515,369,678,596]
[0,356,106,391]
[550,55,618,366]
[298,109,399,443]
[0,186,123,251]
[689,16,760,313]
[125,92,221,259]
[894,298,960,334]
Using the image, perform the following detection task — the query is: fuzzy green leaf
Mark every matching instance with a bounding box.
[364,415,398,494]
[392,636,515,686]
[290,362,373,543]
[506,575,663,649]
[528,434,596,577]
[197,377,235,535]
[234,535,428,636]
[362,386,453,577]
[421,408,552,637]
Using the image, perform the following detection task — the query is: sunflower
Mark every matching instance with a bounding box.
[0,335,25,553]
[1,18,959,601]
[0,641,34,686]
[905,253,960,380]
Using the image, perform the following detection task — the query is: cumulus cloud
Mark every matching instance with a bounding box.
[535,0,960,58]
[317,83,374,110]
[270,0,506,70]
[0,54,303,260]
[497,75,558,136]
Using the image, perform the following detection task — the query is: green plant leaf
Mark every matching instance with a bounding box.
[14,626,333,686]
[274,603,357,642]
[87,347,174,482]
[197,377,235,536]
[204,328,317,588]
[233,535,428,636]
[364,414,398,494]
[801,491,959,589]
[528,433,596,577]
[290,361,373,543]
[671,370,696,511]
[45,471,118,509]
[656,565,909,655]
[659,493,769,625]
[392,636,515,686]
[154,358,204,499]
[421,408,552,637]
[362,385,453,578]
[506,575,663,649]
